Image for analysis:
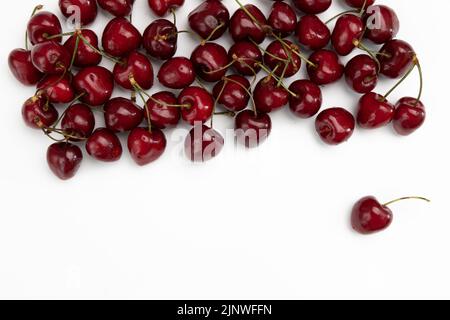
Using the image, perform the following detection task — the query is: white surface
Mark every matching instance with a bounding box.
[0,0,449,300]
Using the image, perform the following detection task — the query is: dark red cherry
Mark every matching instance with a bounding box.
[188,0,230,41]
[59,0,98,26]
[37,74,75,104]
[145,91,181,129]
[264,40,301,78]
[148,0,184,17]
[61,103,96,140]
[331,14,364,56]
[104,97,144,132]
[86,128,123,162]
[178,86,214,125]
[351,196,393,234]
[345,0,375,9]
[191,43,229,82]
[254,76,289,113]
[229,4,268,44]
[315,107,355,145]
[98,0,135,17]
[128,127,167,166]
[27,11,62,45]
[345,54,378,94]
[47,142,83,180]
[307,49,344,85]
[292,0,331,14]
[64,29,102,67]
[185,125,224,162]
[393,97,426,136]
[113,51,154,90]
[31,41,71,74]
[22,96,58,129]
[296,15,330,51]
[289,80,322,118]
[143,19,178,60]
[228,41,262,76]
[235,110,272,148]
[8,49,43,86]
[212,75,250,112]
[73,66,114,106]
[268,1,297,37]
[378,39,415,79]
[364,5,399,44]
[357,92,394,129]
[158,57,195,89]
[102,17,142,57]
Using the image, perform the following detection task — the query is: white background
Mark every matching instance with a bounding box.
[0,0,449,300]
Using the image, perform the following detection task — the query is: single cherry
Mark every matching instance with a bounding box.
[143,19,178,60]
[228,41,262,76]
[59,0,98,26]
[64,29,102,68]
[178,86,214,125]
[268,1,297,38]
[145,91,181,129]
[235,110,272,148]
[73,66,114,106]
[315,107,355,145]
[188,0,230,41]
[8,49,43,86]
[254,76,289,113]
[104,97,144,132]
[185,125,224,162]
[345,54,378,94]
[357,92,394,129]
[307,49,344,85]
[128,127,167,166]
[289,80,322,118]
[158,57,195,89]
[191,43,229,82]
[61,103,96,140]
[331,14,364,56]
[345,0,375,9]
[22,96,58,129]
[296,15,330,51]
[37,74,75,104]
[27,11,62,45]
[364,5,399,44]
[378,39,415,79]
[31,41,71,74]
[102,17,142,57]
[393,97,426,136]
[292,0,331,14]
[86,128,123,162]
[229,4,268,44]
[212,75,251,112]
[98,0,135,17]
[113,51,154,90]
[47,142,83,180]
[148,0,184,17]
[264,39,301,78]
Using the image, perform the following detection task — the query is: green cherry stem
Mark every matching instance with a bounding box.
[325,9,359,24]
[383,56,419,100]
[77,31,124,65]
[225,76,258,117]
[383,196,431,207]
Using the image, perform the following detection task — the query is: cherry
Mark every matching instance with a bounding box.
[178,86,214,125]
[145,91,181,129]
[364,5,399,44]
[212,75,251,112]
[143,19,178,60]
[47,142,83,180]
[289,80,322,118]
[157,57,195,89]
[185,125,224,162]
[73,66,114,106]
[307,49,344,85]
[254,76,289,113]
[292,0,331,14]
[8,49,43,86]
[393,97,426,136]
[357,92,394,129]
[345,54,378,94]
[378,39,415,79]
[102,17,142,57]
[98,0,135,17]
[104,97,144,132]
[27,11,62,45]
[264,40,301,78]
[148,0,184,17]
[315,108,355,145]
[191,43,229,82]
[345,0,375,9]
[64,29,102,68]
[296,15,330,51]
[61,103,95,140]
[31,41,71,74]
[331,14,364,56]
[37,74,75,104]
[113,51,154,90]
[235,110,272,148]
[128,127,167,166]
[188,0,230,41]
[86,128,123,162]
[268,1,297,38]
[228,41,262,76]
[59,0,98,26]
[229,4,268,44]
[22,96,58,129]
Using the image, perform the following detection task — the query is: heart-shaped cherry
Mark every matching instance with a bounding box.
[307,49,344,85]
[345,54,378,94]
[148,0,184,17]
[27,11,62,45]
[393,97,426,136]
[104,97,144,132]
[86,128,123,162]
[378,39,415,79]
[345,0,375,9]
[254,76,289,113]
[178,86,214,125]
[292,0,331,14]
[268,1,297,38]
[113,51,154,90]
[73,66,114,106]
[143,19,178,60]
[315,107,355,145]
[31,41,71,74]
[98,0,135,17]
[61,103,96,140]
[59,0,98,26]
[364,5,399,44]
[331,14,364,56]
[22,96,58,129]
[264,40,301,78]
[128,127,167,166]
[191,43,229,82]
[185,125,224,162]
[188,0,230,41]
[296,15,330,51]
[145,91,181,129]
[212,75,250,112]
[102,17,142,57]
[228,41,262,76]
[64,29,102,68]
[357,92,395,129]
[235,110,272,148]
[37,74,75,104]
[158,57,195,89]
[289,80,322,118]
[8,49,43,86]
[47,142,83,180]
[229,4,268,44]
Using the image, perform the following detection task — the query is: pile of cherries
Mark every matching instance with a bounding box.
[9,0,428,234]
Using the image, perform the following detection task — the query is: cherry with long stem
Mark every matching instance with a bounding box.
[25,4,44,50]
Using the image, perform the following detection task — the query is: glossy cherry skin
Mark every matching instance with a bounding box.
[185,125,224,162]
[357,92,394,129]
[22,96,58,129]
[235,110,272,148]
[228,41,262,76]
[47,142,83,180]
[178,87,214,125]
[98,0,135,17]
[145,91,181,129]
[143,19,178,60]
[148,0,184,17]
[27,11,62,45]
[37,74,75,104]
[212,75,251,112]
[292,0,331,14]
[8,49,43,86]
[378,39,415,79]
[264,40,301,78]
[64,29,102,68]
[352,196,393,235]
[188,0,230,41]
[364,5,399,44]
[102,17,142,57]
[307,50,344,85]
[113,51,154,90]
[86,128,123,162]
[128,127,167,166]
[61,103,96,140]
[345,0,375,9]
[254,77,289,113]
[289,80,322,118]
[315,108,355,145]
[296,15,330,51]
[158,57,195,89]
[31,41,71,74]
[229,4,268,44]
[104,97,144,132]
[345,54,378,94]
[331,14,364,56]
[191,43,229,82]
[59,0,98,26]
[268,1,297,38]
[73,66,114,106]
[393,97,426,136]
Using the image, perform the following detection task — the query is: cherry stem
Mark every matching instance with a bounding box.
[170,8,177,26]
[69,34,80,71]
[44,31,76,40]
[77,31,124,65]
[415,59,424,105]
[204,60,235,75]
[214,111,236,117]
[353,39,381,72]
[383,196,431,207]
[383,56,418,100]
[249,39,289,63]
[224,76,258,117]
[201,22,226,45]
[271,32,317,69]
[25,5,44,50]
[325,9,359,24]
[256,63,298,98]
[359,0,368,15]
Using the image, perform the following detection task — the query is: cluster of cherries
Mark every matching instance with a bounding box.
[9,0,428,234]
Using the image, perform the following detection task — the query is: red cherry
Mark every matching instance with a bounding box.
[27,11,62,45]
[292,0,331,14]
[47,142,83,180]
[393,97,426,136]
[235,110,272,148]
[345,0,375,9]
[254,76,289,113]
[364,5,399,44]
[86,128,123,162]
[331,14,364,56]
[188,0,230,41]
[8,49,43,86]
[315,107,355,145]
[102,17,142,57]
[289,80,322,118]
[113,51,154,90]
[378,39,415,79]
[148,0,184,17]
[73,66,114,106]
[128,127,167,166]
[351,196,393,234]
[307,49,344,85]
[185,125,224,162]
[268,1,297,37]
[31,41,71,74]
[264,40,301,78]
[37,74,75,104]
[98,0,135,17]
[228,41,262,76]
[212,75,251,112]
[143,19,178,60]
[296,15,330,51]
[104,97,144,132]
[158,57,195,89]
[59,0,98,26]
[22,96,58,129]
[357,92,394,129]
[229,4,268,44]
[145,91,181,129]
[178,87,214,125]
[64,30,102,68]
[345,54,378,94]
[61,103,96,140]
[191,43,229,82]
